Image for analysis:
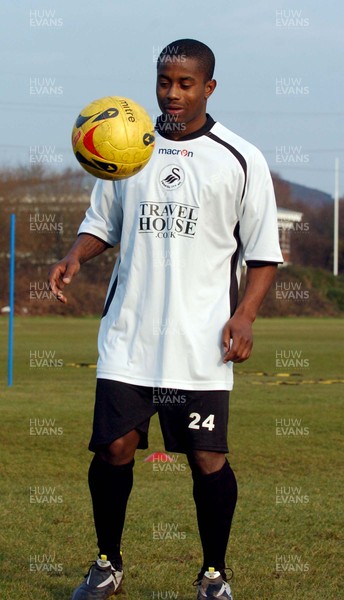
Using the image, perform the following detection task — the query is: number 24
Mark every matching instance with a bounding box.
[188,412,215,431]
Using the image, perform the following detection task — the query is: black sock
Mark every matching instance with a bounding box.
[88,454,134,564]
[192,459,238,575]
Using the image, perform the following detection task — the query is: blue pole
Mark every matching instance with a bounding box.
[8,214,16,387]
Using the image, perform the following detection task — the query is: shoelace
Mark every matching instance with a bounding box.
[222,567,234,582]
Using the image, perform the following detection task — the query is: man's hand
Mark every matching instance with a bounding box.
[221,264,278,364]
[48,233,111,304]
[222,314,253,363]
[48,256,80,303]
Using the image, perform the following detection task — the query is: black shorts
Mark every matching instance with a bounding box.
[89,379,230,454]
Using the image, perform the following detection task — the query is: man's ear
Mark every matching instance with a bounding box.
[205,79,217,99]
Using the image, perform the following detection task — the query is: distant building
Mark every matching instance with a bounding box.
[277,207,303,265]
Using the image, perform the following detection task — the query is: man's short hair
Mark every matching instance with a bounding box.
[157,38,215,81]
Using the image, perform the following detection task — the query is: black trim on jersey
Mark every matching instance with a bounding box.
[155,114,216,141]
[229,222,241,317]
[77,232,113,248]
[206,132,247,202]
[246,260,281,267]
[102,275,118,318]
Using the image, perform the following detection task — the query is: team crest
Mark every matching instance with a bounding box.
[160,165,185,190]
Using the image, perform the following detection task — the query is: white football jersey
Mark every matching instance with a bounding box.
[78,116,283,390]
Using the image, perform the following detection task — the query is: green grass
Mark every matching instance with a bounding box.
[0,316,343,599]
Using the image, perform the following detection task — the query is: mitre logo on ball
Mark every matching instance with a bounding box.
[71,96,155,180]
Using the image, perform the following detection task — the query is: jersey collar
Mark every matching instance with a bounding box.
[155,114,216,141]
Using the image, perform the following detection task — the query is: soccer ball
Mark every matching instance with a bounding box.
[71,96,155,180]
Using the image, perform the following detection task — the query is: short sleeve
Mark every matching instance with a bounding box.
[78,179,123,246]
[238,150,283,264]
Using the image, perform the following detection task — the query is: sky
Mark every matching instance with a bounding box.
[0,0,343,196]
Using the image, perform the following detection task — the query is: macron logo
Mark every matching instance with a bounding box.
[159,148,193,158]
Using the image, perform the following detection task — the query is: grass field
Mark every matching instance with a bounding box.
[0,316,343,600]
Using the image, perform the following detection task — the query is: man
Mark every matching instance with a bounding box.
[49,39,283,600]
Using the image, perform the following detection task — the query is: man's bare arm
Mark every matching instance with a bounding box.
[222,265,277,363]
[48,233,111,303]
